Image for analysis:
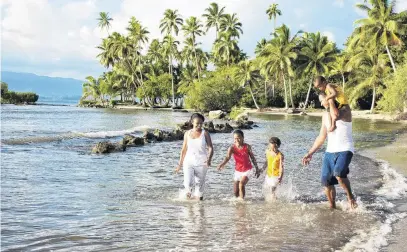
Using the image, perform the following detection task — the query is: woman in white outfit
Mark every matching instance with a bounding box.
[175,113,214,200]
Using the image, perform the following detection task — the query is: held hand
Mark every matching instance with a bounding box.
[278,177,282,184]
[255,168,261,178]
[217,164,224,171]
[302,153,312,166]
[174,165,182,174]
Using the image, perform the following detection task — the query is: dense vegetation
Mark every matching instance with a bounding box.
[1,82,39,104]
[81,1,407,113]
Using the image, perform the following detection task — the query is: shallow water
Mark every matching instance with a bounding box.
[1,105,407,251]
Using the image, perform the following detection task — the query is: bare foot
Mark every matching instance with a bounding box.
[186,192,191,199]
[349,199,358,209]
[329,203,336,209]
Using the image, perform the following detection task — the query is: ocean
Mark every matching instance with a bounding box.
[1,103,407,251]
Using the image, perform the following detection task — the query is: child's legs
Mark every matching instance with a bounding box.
[239,176,249,198]
[194,165,208,198]
[328,99,339,119]
[233,182,240,197]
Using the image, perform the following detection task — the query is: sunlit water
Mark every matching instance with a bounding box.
[1,104,407,251]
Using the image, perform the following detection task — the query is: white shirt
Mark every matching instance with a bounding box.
[324,114,355,153]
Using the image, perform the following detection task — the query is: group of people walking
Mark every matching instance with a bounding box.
[175,76,357,209]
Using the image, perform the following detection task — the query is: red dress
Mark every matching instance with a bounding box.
[232,144,252,172]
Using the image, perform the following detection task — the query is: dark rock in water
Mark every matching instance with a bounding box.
[92,141,126,154]
[176,121,192,131]
[121,135,144,146]
[247,120,254,125]
[143,131,157,143]
[203,121,216,133]
[214,123,234,133]
[253,125,259,128]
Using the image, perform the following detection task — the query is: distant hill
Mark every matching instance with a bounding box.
[0,71,83,98]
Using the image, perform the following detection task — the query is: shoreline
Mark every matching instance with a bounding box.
[112,105,407,123]
[360,132,407,251]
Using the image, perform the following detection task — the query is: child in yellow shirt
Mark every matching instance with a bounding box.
[262,137,284,199]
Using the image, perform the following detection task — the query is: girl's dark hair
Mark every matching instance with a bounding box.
[233,130,244,138]
[269,137,281,147]
[315,76,327,85]
[190,113,205,123]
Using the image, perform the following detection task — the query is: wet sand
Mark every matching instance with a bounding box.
[361,133,407,251]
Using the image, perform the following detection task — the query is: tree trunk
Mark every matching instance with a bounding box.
[131,84,136,105]
[282,74,288,110]
[370,85,376,113]
[249,84,260,110]
[193,39,200,80]
[169,55,175,108]
[264,80,268,102]
[272,83,275,97]
[289,78,295,109]
[385,45,397,72]
[303,76,313,110]
[342,73,346,92]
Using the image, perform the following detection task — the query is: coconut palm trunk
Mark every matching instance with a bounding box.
[289,78,295,109]
[342,73,345,91]
[385,45,396,72]
[370,85,376,113]
[282,73,288,110]
[303,76,313,110]
[249,84,260,110]
[169,55,175,107]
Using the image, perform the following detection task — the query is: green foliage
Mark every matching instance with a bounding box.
[136,73,172,100]
[185,67,243,111]
[1,82,8,95]
[2,91,39,104]
[378,62,407,113]
[229,106,245,120]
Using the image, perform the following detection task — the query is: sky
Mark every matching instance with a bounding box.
[1,0,407,80]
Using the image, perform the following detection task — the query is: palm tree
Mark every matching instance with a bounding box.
[127,17,149,88]
[147,39,163,63]
[162,35,180,107]
[97,12,113,36]
[297,32,336,109]
[213,33,239,67]
[348,48,390,112]
[83,76,103,104]
[266,3,282,32]
[97,38,115,68]
[160,9,183,36]
[235,60,262,109]
[219,13,243,38]
[182,16,204,79]
[352,0,407,71]
[202,2,226,40]
[260,25,299,109]
[330,53,351,91]
[255,38,268,56]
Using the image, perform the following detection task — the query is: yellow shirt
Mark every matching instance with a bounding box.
[266,151,282,177]
[325,84,348,106]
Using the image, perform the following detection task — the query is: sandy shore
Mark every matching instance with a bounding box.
[361,132,407,251]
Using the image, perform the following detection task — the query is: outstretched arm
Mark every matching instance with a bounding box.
[217,146,233,171]
[302,115,328,166]
[175,132,188,173]
[205,131,214,167]
[325,84,337,101]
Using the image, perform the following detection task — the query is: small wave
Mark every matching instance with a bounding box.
[75,125,150,138]
[375,160,407,199]
[2,125,151,145]
[337,212,407,252]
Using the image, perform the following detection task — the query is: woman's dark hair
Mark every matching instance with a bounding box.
[315,76,327,86]
[190,113,205,123]
[269,137,281,147]
[233,130,244,138]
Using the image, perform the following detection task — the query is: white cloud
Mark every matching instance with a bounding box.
[322,31,336,42]
[333,0,344,8]
[395,0,407,12]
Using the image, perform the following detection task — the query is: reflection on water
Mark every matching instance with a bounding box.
[1,106,407,251]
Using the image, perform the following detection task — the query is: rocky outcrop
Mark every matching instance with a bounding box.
[92,141,126,154]
[208,110,226,119]
[121,135,144,146]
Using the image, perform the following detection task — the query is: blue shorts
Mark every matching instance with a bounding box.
[321,151,353,186]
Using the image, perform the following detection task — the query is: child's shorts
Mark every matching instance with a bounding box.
[234,170,251,182]
[265,176,279,188]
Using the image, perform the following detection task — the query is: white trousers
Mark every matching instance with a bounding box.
[183,165,208,197]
